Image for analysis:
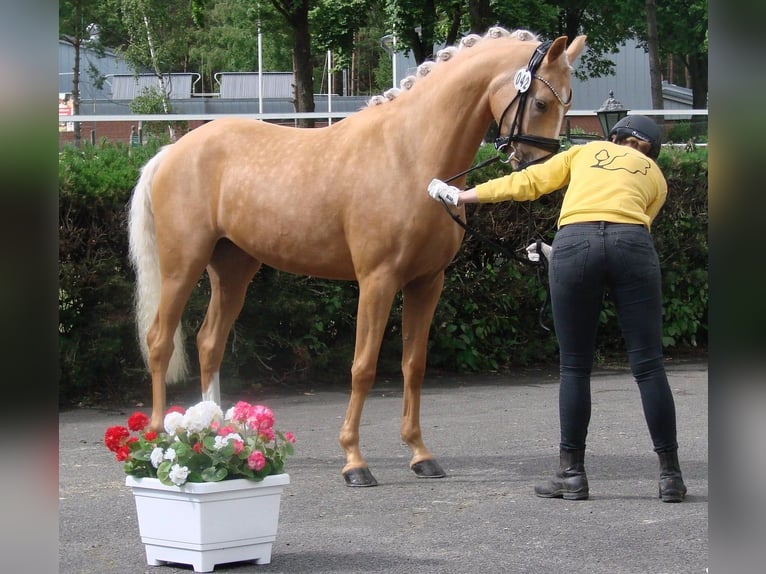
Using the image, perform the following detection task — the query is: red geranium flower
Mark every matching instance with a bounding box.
[127,412,150,432]
[115,445,131,461]
[104,426,130,452]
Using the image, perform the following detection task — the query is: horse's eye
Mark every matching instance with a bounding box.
[535,99,547,112]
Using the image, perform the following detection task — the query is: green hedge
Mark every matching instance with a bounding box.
[59,141,707,405]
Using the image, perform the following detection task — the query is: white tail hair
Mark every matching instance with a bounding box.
[127,146,188,383]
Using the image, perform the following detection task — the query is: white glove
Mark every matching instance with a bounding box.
[526,241,552,262]
[427,178,460,206]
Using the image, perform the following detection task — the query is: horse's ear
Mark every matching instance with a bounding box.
[545,36,569,64]
[566,35,587,63]
[545,35,587,65]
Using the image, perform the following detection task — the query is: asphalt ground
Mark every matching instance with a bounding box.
[59,361,708,574]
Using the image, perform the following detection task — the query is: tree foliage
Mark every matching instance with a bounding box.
[59,0,110,144]
[67,0,707,106]
[311,0,373,65]
[188,0,293,94]
[653,0,708,108]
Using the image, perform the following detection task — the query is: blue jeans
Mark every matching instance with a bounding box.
[549,222,678,453]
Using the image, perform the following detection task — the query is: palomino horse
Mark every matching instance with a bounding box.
[128,28,586,486]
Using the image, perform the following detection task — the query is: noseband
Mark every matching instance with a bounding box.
[494,39,572,168]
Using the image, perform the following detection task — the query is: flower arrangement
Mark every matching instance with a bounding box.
[105,400,295,487]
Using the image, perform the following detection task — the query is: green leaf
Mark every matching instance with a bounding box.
[200,466,228,482]
[156,461,174,486]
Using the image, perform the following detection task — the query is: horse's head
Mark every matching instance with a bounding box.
[493,35,587,169]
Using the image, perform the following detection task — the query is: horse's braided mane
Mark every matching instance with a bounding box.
[365,27,539,108]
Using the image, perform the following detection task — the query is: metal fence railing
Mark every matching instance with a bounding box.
[59,108,709,126]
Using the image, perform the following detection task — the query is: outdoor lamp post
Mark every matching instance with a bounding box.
[380,33,397,89]
[596,90,629,138]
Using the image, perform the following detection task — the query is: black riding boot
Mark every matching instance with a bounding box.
[535,448,589,500]
[658,450,687,502]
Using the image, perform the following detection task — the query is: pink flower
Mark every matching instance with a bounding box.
[230,401,252,423]
[193,442,204,454]
[165,405,185,415]
[284,432,296,444]
[258,428,275,442]
[247,405,274,433]
[231,439,245,455]
[247,451,266,471]
[217,425,236,436]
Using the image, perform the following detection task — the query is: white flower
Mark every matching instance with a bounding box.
[168,464,190,486]
[164,411,184,435]
[213,432,243,450]
[164,447,177,461]
[224,406,235,421]
[150,447,164,468]
[182,401,223,433]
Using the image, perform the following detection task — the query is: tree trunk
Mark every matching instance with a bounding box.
[71,1,82,146]
[687,52,707,109]
[687,52,708,136]
[467,0,493,35]
[72,37,82,146]
[645,0,664,109]
[141,12,176,141]
[292,15,315,128]
[272,0,315,127]
[406,0,436,64]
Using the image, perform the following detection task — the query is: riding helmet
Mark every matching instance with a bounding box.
[607,115,662,159]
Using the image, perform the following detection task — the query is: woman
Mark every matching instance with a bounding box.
[428,115,687,502]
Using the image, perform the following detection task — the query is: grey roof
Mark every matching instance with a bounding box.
[108,73,198,99]
[215,72,295,99]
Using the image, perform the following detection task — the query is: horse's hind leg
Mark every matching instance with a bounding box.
[197,240,261,405]
[147,272,208,432]
[401,272,447,478]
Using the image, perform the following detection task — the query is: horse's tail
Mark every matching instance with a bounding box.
[128,145,189,383]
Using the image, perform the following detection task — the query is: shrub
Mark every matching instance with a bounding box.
[58,141,707,404]
[59,141,165,404]
[430,143,708,368]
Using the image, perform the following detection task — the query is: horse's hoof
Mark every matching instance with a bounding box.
[343,467,379,487]
[411,459,446,478]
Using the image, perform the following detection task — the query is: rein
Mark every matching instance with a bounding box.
[439,156,552,331]
[437,192,552,332]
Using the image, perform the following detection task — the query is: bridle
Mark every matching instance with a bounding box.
[443,39,572,185]
[494,39,573,169]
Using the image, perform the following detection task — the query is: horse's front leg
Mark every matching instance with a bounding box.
[340,274,398,487]
[400,273,447,478]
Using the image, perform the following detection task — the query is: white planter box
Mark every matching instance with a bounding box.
[125,474,289,572]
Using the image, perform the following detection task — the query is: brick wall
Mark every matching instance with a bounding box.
[59,119,208,148]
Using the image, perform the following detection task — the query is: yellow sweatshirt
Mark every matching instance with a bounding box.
[474,141,667,230]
